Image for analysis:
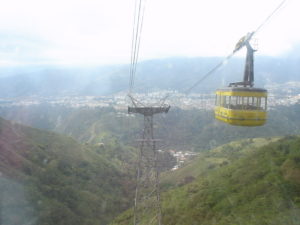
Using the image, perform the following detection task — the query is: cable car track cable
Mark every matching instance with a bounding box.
[171,0,288,97]
[127,0,288,108]
[129,0,147,95]
[184,52,236,95]
[254,0,288,35]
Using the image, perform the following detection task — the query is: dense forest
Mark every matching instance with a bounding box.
[0,117,136,225]
[112,136,300,225]
[1,104,300,150]
[1,103,300,224]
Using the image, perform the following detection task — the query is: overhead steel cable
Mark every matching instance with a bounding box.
[184,52,236,95]
[156,52,237,106]
[164,0,288,98]
[129,0,147,95]
[129,0,142,93]
[132,0,147,87]
[129,0,139,93]
[130,0,143,92]
[254,0,288,35]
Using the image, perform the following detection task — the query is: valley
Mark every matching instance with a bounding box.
[1,0,300,223]
[112,136,300,225]
[1,101,300,224]
[1,56,300,225]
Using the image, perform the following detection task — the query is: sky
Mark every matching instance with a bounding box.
[0,0,299,66]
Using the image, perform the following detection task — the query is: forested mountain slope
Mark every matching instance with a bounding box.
[2,104,300,151]
[0,117,135,225]
[112,136,300,225]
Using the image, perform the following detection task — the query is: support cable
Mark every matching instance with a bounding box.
[184,52,235,95]
[254,0,288,35]
[129,0,139,93]
[132,0,147,89]
[130,0,143,92]
[158,0,288,101]
[129,0,142,93]
[129,0,147,95]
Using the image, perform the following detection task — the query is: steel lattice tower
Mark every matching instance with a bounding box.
[128,106,170,225]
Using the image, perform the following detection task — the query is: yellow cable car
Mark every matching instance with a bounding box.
[214,32,268,126]
[215,87,267,126]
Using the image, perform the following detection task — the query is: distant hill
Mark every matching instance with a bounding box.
[0,117,135,225]
[0,105,141,147]
[0,65,119,97]
[1,51,300,97]
[111,136,300,225]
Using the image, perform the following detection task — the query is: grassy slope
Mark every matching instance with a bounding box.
[112,136,300,225]
[160,137,280,189]
[0,117,134,225]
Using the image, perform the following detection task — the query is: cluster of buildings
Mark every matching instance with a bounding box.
[167,150,198,171]
[1,82,300,110]
[0,91,215,110]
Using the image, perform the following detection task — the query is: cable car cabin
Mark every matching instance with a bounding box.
[215,87,267,126]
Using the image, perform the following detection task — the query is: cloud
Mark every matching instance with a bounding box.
[0,0,299,66]
[0,32,55,64]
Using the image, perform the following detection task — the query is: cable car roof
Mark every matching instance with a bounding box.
[216,87,267,97]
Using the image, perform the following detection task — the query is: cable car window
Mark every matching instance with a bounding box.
[257,97,261,108]
[228,96,231,108]
[252,97,257,107]
[220,95,224,107]
[227,96,230,108]
[235,96,242,109]
[246,96,250,106]
[251,97,255,106]
[230,96,240,109]
[221,96,227,107]
[241,97,245,109]
[244,96,248,109]
[229,96,237,109]
[247,96,257,110]
[223,96,227,108]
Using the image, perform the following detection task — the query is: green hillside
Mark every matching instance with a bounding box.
[0,117,135,225]
[0,105,140,146]
[112,136,300,225]
[160,137,280,189]
[2,104,300,152]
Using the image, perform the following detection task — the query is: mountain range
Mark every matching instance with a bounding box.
[1,49,300,97]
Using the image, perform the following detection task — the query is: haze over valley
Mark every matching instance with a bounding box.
[1,0,300,224]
